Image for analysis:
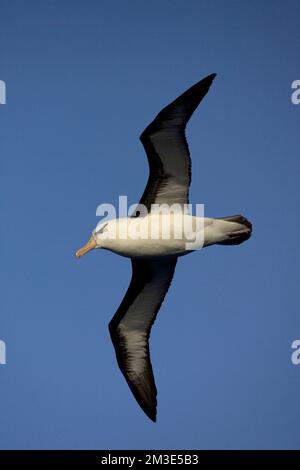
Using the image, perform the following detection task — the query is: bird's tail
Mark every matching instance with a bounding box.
[216,215,252,245]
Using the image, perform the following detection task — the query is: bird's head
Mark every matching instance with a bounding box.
[75,221,109,258]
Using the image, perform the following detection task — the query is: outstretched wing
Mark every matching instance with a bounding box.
[138,73,216,211]
[109,257,177,422]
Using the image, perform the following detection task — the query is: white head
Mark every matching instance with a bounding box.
[75,220,111,258]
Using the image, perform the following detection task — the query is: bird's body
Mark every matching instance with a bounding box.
[76,73,252,422]
[95,214,251,258]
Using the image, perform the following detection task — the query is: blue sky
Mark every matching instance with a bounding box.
[0,0,300,449]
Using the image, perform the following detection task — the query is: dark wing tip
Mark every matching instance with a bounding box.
[128,388,157,422]
[148,412,157,423]
[195,72,217,90]
[140,72,217,142]
[127,377,158,423]
[144,398,157,423]
[143,403,157,422]
[207,72,217,80]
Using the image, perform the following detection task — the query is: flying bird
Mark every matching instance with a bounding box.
[76,74,252,422]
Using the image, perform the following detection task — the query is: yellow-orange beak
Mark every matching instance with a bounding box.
[75,237,97,259]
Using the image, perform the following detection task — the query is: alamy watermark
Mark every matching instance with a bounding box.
[94,196,205,250]
[291,80,300,105]
[0,80,6,104]
[0,340,6,365]
[291,339,300,365]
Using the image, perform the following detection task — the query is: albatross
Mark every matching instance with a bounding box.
[75,73,252,422]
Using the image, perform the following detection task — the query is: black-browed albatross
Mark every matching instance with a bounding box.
[76,74,252,422]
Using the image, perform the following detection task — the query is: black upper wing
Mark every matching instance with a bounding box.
[138,73,216,211]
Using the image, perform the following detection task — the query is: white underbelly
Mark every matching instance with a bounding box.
[106,237,186,258]
[101,214,207,258]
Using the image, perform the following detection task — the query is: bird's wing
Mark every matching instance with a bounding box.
[109,256,177,422]
[138,73,216,212]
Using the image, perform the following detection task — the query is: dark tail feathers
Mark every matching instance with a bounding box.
[217,215,252,246]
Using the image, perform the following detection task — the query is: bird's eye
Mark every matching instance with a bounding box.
[96,223,108,235]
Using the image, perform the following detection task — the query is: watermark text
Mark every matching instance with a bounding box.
[0,80,6,104]
[0,340,6,365]
[95,196,205,250]
[291,339,300,365]
[291,80,300,105]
